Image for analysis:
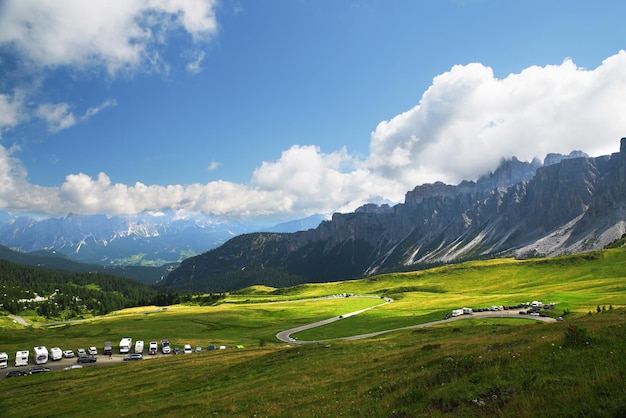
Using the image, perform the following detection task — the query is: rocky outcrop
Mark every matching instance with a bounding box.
[164,139,626,292]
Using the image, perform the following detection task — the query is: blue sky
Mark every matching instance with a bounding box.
[0,0,625,222]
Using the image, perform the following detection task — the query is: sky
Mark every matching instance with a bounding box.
[0,0,625,223]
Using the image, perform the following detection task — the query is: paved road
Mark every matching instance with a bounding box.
[275,298,392,343]
[7,315,30,326]
[6,308,167,328]
[276,306,556,344]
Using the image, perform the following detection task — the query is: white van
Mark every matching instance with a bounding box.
[34,346,48,364]
[49,347,63,361]
[15,350,29,367]
[183,344,192,354]
[134,340,144,354]
[119,337,132,354]
[0,352,8,368]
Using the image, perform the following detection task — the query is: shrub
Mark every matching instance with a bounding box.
[563,325,592,348]
[421,344,441,351]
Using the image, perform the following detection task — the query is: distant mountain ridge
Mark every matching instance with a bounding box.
[163,139,626,292]
[0,244,172,285]
[0,211,325,268]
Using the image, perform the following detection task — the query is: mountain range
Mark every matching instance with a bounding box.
[0,210,327,268]
[162,138,626,292]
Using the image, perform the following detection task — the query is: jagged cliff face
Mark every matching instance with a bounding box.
[165,140,626,292]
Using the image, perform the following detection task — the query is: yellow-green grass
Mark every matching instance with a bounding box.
[1,248,625,416]
[0,298,384,355]
[5,248,623,348]
[229,250,625,315]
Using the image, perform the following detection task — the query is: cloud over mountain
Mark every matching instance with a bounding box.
[366,52,626,186]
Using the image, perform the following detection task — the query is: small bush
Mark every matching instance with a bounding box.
[421,344,441,351]
[563,325,592,348]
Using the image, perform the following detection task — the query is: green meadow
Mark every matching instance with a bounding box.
[1,249,625,417]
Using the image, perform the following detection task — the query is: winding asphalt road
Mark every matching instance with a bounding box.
[276,299,556,344]
[7,314,30,326]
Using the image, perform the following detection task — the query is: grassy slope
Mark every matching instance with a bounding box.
[1,249,625,417]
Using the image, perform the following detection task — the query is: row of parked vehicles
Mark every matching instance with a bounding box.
[3,338,243,376]
[447,301,556,318]
[0,345,100,370]
[118,338,171,358]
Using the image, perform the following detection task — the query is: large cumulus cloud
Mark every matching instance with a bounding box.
[366,52,626,186]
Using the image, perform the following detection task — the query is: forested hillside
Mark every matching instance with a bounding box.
[0,244,170,285]
[0,260,184,319]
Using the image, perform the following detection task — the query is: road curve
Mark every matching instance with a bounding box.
[276,305,556,344]
[275,298,393,343]
[8,314,31,326]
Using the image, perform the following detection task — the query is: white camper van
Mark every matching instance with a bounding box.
[15,350,29,367]
[34,346,49,364]
[0,352,8,369]
[161,339,171,354]
[49,347,63,361]
[134,340,144,354]
[119,337,132,354]
[451,309,464,317]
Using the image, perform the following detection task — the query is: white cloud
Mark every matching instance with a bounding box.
[0,0,219,74]
[55,172,292,218]
[0,91,25,135]
[366,51,626,186]
[149,0,218,41]
[82,99,118,121]
[35,103,77,133]
[206,161,220,171]
[186,51,206,73]
[35,99,117,132]
[1,51,626,220]
[0,144,63,213]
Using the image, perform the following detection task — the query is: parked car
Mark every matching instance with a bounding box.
[183,344,192,354]
[88,346,98,355]
[76,348,87,356]
[173,347,181,355]
[195,346,202,353]
[63,350,75,358]
[6,370,29,377]
[148,341,158,355]
[77,355,97,364]
[123,353,143,361]
[29,366,51,374]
